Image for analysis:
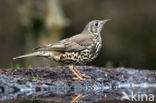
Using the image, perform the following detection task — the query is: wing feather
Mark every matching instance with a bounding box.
[34,34,93,52]
[34,39,86,52]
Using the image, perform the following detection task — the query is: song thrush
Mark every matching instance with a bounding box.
[13,19,111,80]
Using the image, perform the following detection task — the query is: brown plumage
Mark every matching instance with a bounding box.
[13,19,111,80]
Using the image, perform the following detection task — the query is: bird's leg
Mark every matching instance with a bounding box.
[72,66,91,78]
[68,65,90,80]
[69,65,85,80]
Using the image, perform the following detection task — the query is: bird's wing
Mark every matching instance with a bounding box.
[34,39,85,52]
[34,34,93,52]
[34,40,86,52]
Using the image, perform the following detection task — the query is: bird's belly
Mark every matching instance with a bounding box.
[58,51,93,65]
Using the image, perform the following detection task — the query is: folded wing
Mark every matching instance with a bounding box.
[34,39,86,52]
[34,33,93,52]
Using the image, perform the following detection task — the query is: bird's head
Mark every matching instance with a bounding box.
[83,19,111,35]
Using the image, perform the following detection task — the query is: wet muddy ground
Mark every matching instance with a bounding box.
[0,66,156,102]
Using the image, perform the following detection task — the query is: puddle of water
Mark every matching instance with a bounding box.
[0,87,156,103]
[0,100,144,103]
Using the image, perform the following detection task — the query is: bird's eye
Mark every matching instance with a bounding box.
[95,23,98,27]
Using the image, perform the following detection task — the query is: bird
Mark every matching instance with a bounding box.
[13,19,111,80]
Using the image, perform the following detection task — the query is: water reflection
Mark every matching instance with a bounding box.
[1,87,156,103]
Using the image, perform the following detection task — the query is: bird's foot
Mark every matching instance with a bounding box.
[81,73,91,79]
[72,74,91,81]
[72,77,86,81]
[69,65,91,81]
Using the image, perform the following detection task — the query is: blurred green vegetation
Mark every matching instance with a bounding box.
[7,62,22,70]
[0,0,156,69]
[32,74,40,81]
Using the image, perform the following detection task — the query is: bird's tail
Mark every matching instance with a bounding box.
[12,51,50,60]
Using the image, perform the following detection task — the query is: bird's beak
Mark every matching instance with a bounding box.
[103,19,111,24]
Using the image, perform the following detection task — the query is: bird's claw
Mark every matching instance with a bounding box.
[72,74,91,81]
